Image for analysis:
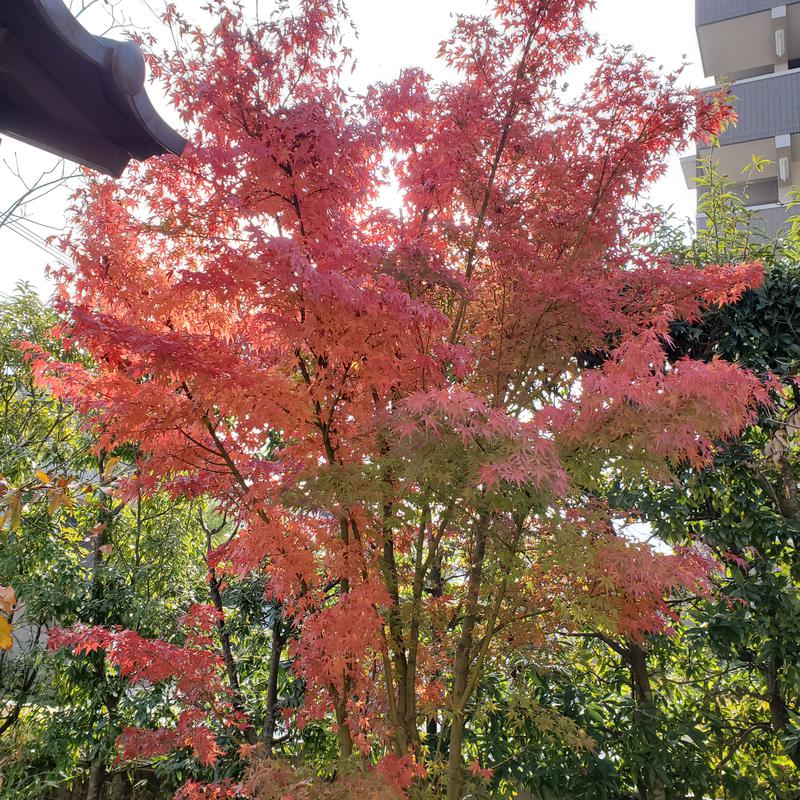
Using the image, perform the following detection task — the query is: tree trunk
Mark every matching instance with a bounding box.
[425,535,445,756]
[85,459,115,800]
[208,567,258,745]
[208,570,243,695]
[85,754,105,800]
[777,454,799,518]
[446,714,466,800]
[381,497,411,751]
[264,612,284,755]
[200,511,257,744]
[203,519,258,745]
[335,697,353,766]
[626,642,666,800]
[446,511,490,800]
[765,652,800,770]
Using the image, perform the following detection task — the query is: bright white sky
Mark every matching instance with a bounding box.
[0,0,705,300]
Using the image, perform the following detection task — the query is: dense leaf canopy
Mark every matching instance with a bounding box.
[1,2,799,800]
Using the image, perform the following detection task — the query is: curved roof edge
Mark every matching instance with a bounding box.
[31,0,186,173]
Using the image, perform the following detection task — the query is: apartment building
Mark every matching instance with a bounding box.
[683,0,800,236]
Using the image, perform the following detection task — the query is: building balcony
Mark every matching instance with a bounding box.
[698,0,800,27]
[697,1,800,81]
[697,202,795,240]
[682,70,800,204]
[690,2,800,241]
[719,69,800,147]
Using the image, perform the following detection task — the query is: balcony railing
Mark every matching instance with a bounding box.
[697,0,800,26]
[718,69,800,146]
[698,204,796,240]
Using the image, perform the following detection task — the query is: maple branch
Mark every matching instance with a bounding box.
[460,580,507,708]
[198,508,256,744]
[377,625,405,755]
[202,416,250,494]
[449,29,537,346]
[561,630,630,658]
[169,453,235,477]
[199,414,292,753]
[177,426,235,465]
[264,610,288,754]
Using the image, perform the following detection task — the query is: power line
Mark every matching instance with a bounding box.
[6,216,67,255]
[6,219,67,261]
[3,221,71,268]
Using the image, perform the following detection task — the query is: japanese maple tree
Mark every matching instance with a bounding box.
[37,0,770,796]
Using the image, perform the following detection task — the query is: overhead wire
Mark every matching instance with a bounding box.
[3,220,71,268]
[6,218,65,257]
